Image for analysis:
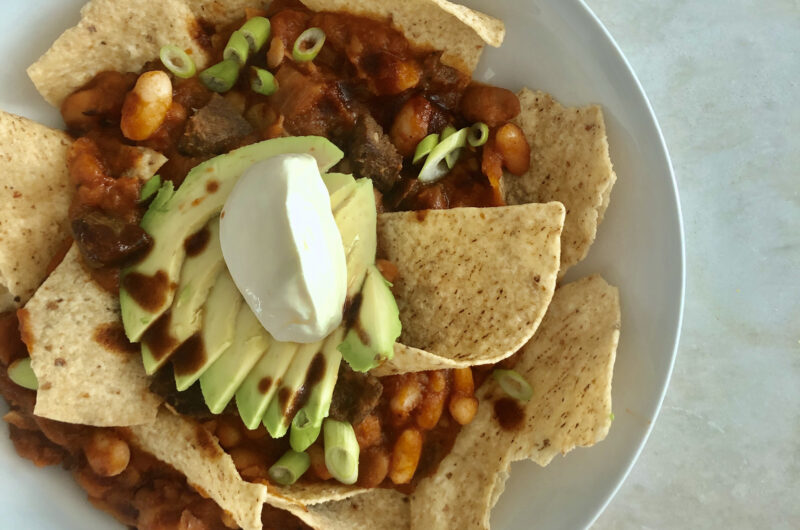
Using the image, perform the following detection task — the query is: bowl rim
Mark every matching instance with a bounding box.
[571,0,686,526]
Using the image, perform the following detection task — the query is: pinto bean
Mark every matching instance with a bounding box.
[358,446,390,488]
[460,84,521,127]
[452,368,475,395]
[267,37,285,69]
[121,71,173,141]
[61,71,137,132]
[389,375,423,418]
[390,95,433,157]
[84,430,130,477]
[388,428,423,484]
[495,123,531,175]
[354,414,382,449]
[214,417,243,449]
[308,443,332,480]
[449,395,479,425]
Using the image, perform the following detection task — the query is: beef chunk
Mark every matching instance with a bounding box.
[329,364,383,425]
[349,114,402,193]
[179,94,254,156]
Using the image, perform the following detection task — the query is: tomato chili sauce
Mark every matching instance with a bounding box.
[0,0,532,527]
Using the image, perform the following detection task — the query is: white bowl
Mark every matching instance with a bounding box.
[0,0,684,528]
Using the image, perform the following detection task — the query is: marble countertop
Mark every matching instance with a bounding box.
[585,0,800,528]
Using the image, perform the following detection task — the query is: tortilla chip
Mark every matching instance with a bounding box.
[128,147,168,181]
[275,481,367,506]
[410,274,619,529]
[127,407,269,530]
[27,0,209,107]
[186,0,265,26]
[299,0,504,73]
[0,111,73,312]
[25,245,161,426]
[375,203,564,373]
[506,89,617,277]
[291,489,411,530]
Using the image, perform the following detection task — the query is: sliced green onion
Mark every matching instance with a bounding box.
[323,419,359,485]
[609,412,615,422]
[290,410,322,453]
[413,133,439,165]
[418,127,468,183]
[199,59,240,93]
[139,175,162,203]
[293,27,326,62]
[268,450,310,486]
[8,358,38,391]
[492,369,533,402]
[250,67,278,96]
[240,16,271,52]
[468,122,490,147]
[441,125,462,168]
[159,45,196,79]
[223,30,250,64]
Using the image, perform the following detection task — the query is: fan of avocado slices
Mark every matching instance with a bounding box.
[119,137,401,481]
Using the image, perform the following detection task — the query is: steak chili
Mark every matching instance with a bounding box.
[2,1,533,527]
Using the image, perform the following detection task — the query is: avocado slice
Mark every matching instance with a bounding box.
[330,179,377,299]
[235,340,299,430]
[200,304,272,414]
[322,172,356,196]
[262,338,326,438]
[141,218,224,374]
[338,264,401,372]
[174,269,243,391]
[120,136,344,342]
[289,327,344,452]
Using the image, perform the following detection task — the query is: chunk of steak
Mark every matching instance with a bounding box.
[329,364,383,425]
[349,114,402,193]
[178,94,254,156]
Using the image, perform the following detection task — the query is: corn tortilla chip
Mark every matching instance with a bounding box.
[291,489,411,530]
[0,111,73,312]
[410,274,619,529]
[274,481,367,506]
[506,89,617,277]
[27,0,209,107]
[375,203,564,373]
[299,0,503,73]
[24,245,161,426]
[127,406,269,530]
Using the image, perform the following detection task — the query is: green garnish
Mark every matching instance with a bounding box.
[8,358,38,391]
[412,133,439,165]
[250,67,278,96]
[138,175,162,203]
[290,414,321,453]
[418,127,468,183]
[610,412,615,421]
[468,122,490,147]
[323,419,359,485]
[240,16,271,52]
[293,27,326,62]
[268,450,310,485]
[199,59,240,93]
[159,45,196,79]
[223,30,251,64]
[441,125,461,168]
[492,369,533,402]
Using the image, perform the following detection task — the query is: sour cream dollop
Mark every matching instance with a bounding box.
[220,154,347,343]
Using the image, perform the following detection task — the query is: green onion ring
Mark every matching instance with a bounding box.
[412,133,440,164]
[441,125,462,168]
[8,358,38,391]
[199,59,241,93]
[418,127,468,183]
[240,16,271,52]
[323,419,359,485]
[250,67,278,96]
[293,27,326,62]
[492,369,533,402]
[468,122,490,147]
[223,30,251,64]
[159,45,196,79]
[268,450,310,486]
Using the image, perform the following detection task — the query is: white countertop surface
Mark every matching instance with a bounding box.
[585,0,800,528]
